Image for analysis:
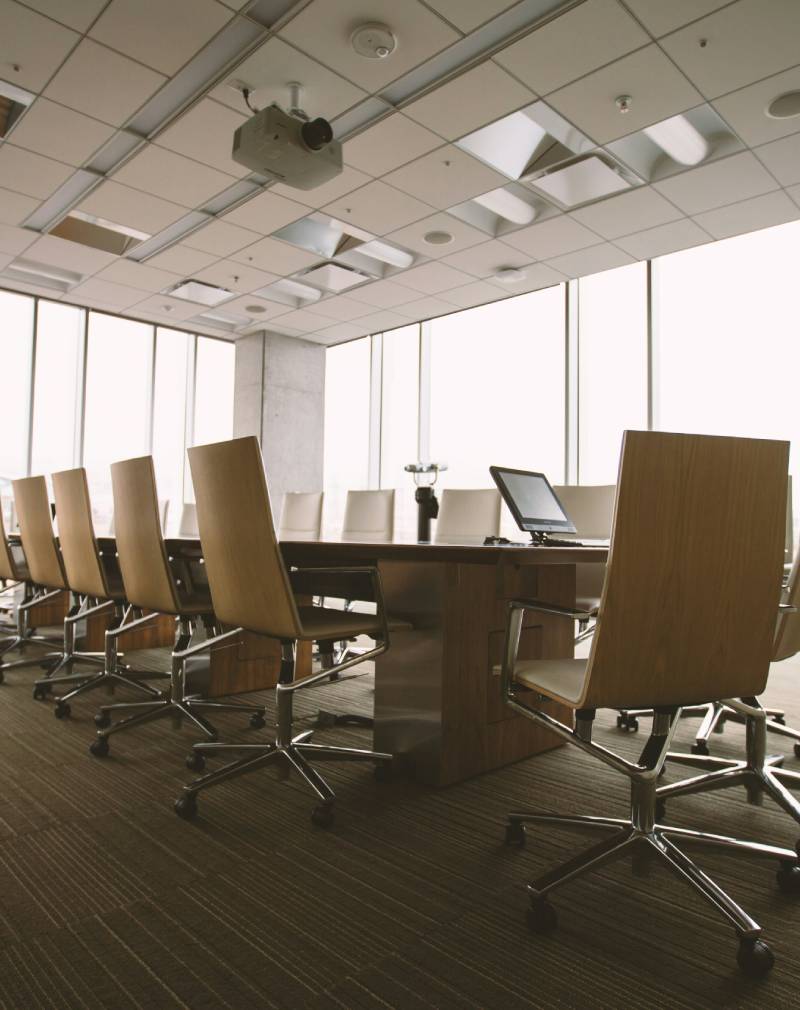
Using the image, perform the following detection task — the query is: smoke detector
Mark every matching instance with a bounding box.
[351,23,397,60]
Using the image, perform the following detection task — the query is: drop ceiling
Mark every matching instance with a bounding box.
[0,0,799,344]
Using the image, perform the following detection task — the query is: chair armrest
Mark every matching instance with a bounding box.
[509,598,596,623]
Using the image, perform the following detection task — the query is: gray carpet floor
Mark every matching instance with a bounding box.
[1,638,800,1009]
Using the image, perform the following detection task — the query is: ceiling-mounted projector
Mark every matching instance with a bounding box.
[232,101,342,191]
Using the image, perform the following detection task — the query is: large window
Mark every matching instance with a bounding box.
[152,327,190,515]
[578,262,648,484]
[193,336,235,447]
[0,291,34,483]
[430,289,566,488]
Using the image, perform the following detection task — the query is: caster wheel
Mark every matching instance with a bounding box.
[54,702,71,720]
[776,862,800,895]
[174,794,198,820]
[374,761,393,783]
[616,714,638,732]
[656,798,667,821]
[773,714,786,726]
[527,897,558,934]
[505,821,526,848]
[89,736,110,758]
[691,741,709,756]
[249,712,265,730]
[315,711,337,729]
[185,751,206,772]
[737,938,774,977]
[794,743,800,760]
[32,683,50,700]
[311,804,335,828]
[94,711,111,728]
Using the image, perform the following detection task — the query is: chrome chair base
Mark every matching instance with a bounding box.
[176,731,391,827]
[616,700,787,754]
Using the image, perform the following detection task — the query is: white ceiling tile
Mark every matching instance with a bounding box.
[264,320,303,337]
[78,180,187,234]
[660,0,800,100]
[271,307,334,332]
[69,277,145,309]
[569,186,684,239]
[347,279,421,309]
[385,211,487,259]
[279,0,460,93]
[344,114,442,177]
[403,61,533,142]
[19,0,108,32]
[217,293,291,321]
[713,67,800,148]
[9,98,115,168]
[614,217,710,258]
[0,224,37,255]
[547,45,702,144]
[494,0,649,96]
[95,259,179,292]
[211,37,367,122]
[755,133,800,187]
[24,233,118,274]
[1,0,79,92]
[182,218,261,257]
[307,295,372,321]
[440,238,533,277]
[0,145,72,199]
[392,260,474,294]
[545,241,634,277]
[485,261,567,292]
[395,295,455,320]
[192,259,278,293]
[653,151,778,215]
[222,190,309,234]
[146,243,220,274]
[0,187,38,226]
[228,235,321,274]
[131,292,207,321]
[385,146,508,210]
[692,189,800,239]
[501,215,602,258]
[155,99,249,178]
[323,180,434,235]
[314,321,368,343]
[113,145,234,208]
[44,39,167,127]
[351,308,410,332]
[89,0,231,76]
[621,0,730,37]
[272,166,374,209]
[437,279,505,308]
[788,184,800,210]
[422,0,521,33]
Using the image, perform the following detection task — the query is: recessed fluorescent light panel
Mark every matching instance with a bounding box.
[274,214,368,259]
[607,105,742,183]
[447,182,554,237]
[49,211,150,255]
[525,154,637,209]
[166,279,235,306]
[456,101,594,181]
[254,277,322,308]
[0,78,35,138]
[298,262,371,293]
[190,308,250,331]
[1,258,83,292]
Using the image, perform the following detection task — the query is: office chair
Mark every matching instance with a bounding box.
[173,436,392,827]
[434,488,501,542]
[0,477,68,680]
[278,491,324,541]
[88,455,264,758]
[341,489,395,542]
[33,467,167,717]
[553,483,615,643]
[500,430,799,976]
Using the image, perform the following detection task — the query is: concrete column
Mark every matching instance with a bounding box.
[234,330,325,518]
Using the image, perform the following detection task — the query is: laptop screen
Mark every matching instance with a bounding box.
[490,466,577,535]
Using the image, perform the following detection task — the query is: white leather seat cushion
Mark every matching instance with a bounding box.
[494,657,590,706]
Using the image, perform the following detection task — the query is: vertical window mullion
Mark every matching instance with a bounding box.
[25,298,39,477]
[74,308,89,467]
[418,321,431,463]
[368,332,383,488]
[565,280,579,484]
[647,259,658,431]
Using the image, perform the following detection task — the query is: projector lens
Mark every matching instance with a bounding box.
[301,118,334,151]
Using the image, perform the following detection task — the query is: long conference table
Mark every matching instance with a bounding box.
[12,532,608,787]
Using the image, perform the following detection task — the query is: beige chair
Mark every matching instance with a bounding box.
[0,477,66,679]
[342,489,394,542]
[500,431,798,976]
[279,491,323,541]
[88,455,264,759]
[34,467,166,718]
[173,436,392,827]
[434,488,501,543]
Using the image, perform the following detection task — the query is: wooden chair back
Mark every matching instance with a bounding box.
[435,488,501,543]
[12,476,67,590]
[52,468,108,599]
[342,489,394,542]
[582,431,787,710]
[279,491,323,541]
[0,506,19,581]
[110,456,180,614]
[188,437,301,639]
